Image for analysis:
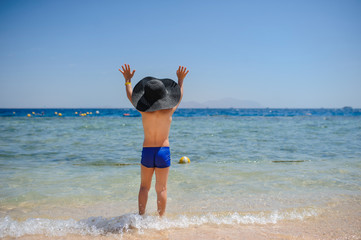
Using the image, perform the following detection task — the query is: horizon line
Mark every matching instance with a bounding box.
[0,106,358,110]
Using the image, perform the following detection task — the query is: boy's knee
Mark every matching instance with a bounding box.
[155,184,167,194]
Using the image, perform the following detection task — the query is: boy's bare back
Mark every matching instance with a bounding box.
[141,108,176,147]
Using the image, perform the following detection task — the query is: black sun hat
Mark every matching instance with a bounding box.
[131,77,181,112]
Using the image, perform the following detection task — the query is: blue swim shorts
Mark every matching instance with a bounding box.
[141,147,171,168]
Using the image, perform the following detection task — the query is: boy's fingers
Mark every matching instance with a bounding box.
[185,70,189,75]
[122,66,126,72]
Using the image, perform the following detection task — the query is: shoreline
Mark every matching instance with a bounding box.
[2,197,360,240]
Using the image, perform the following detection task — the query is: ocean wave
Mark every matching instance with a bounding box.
[0,208,318,237]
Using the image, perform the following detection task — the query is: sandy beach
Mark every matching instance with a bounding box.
[3,197,360,240]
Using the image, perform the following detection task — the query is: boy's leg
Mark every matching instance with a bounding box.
[138,165,154,215]
[155,167,169,216]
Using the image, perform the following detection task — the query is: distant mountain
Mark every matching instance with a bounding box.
[180,98,262,108]
[179,101,206,108]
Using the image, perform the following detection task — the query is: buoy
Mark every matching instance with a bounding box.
[179,156,190,164]
[96,110,99,114]
[55,112,58,115]
[27,114,31,117]
[32,112,35,115]
[58,113,62,116]
[123,113,130,116]
[75,112,78,114]
[90,112,92,114]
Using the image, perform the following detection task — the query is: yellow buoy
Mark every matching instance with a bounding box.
[55,112,58,115]
[58,113,62,116]
[27,114,31,117]
[32,112,35,114]
[179,156,190,164]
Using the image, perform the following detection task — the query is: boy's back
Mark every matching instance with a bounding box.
[141,108,175,147]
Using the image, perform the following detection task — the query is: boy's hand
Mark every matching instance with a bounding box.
[119,64,135,83]
[176,66,189,81]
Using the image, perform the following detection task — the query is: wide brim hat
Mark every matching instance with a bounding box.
[132,77,181,112]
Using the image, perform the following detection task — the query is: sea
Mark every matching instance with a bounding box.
[0,108,360,238]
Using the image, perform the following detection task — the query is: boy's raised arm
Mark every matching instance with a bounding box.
[119,64,135,103]
[174,66,189,110]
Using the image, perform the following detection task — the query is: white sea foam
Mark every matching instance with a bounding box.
[0,208,318,237]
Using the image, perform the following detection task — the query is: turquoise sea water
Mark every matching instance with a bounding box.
[0,108,360,237]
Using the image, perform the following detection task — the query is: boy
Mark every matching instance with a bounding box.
[119,64,189,216]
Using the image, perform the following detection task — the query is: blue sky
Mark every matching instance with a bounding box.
[0,0,360,108]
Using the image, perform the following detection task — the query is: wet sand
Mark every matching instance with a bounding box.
[3,198,360,240]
